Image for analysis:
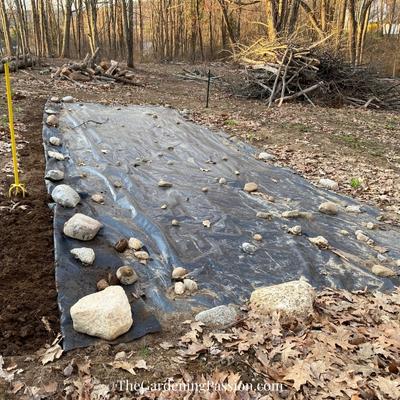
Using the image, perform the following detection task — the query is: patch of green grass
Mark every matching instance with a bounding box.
[0,115,8,128]
[333,133,386,157]
[224,119,238,126]
[385,121,397,131]
[350,177,362,189]
[285,122,309,133]
[138,346,151,358]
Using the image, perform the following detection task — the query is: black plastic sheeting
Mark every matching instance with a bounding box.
[43,101,400,350]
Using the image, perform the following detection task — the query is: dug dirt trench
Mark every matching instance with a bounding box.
[0,95,59,355]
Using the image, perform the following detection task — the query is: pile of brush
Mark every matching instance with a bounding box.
[234,39,400,109]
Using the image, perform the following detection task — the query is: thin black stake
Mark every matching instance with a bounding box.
[206,69,211,108]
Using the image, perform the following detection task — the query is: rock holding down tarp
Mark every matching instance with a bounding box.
[250,280,316,318]
[64,213,102,241]
[70,286,133,340]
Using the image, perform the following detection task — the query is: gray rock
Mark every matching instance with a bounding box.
[256,211,272,219]
[371,264,396,277]
[244,182,258,193]
[70,286,133,340]
[241,242,257,254]
[319,178,339,191]
[70,247,95,265]
[346,205,362,213]
[183,279,198,292]
[282,210,312,219]
[309,236,329,248]
[49,136,61,146]
[318,201,338,216]
[64,213,103,241]
[258,152,275,161]
[355,230,374,244]
[195,305,238,327]
[62,95,74,103]
[288,225,302,235]
[52,184,80,207]
[48,150,65,161]
[250,280,315,318]
[45,169,64,181]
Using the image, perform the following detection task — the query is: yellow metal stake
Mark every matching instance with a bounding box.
[4,63,26,197]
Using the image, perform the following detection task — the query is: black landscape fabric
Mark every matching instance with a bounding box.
[43,101,400,350]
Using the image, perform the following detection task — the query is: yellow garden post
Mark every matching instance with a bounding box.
[4,63,26,197]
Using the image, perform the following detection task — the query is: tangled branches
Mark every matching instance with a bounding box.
[233,39,400,109]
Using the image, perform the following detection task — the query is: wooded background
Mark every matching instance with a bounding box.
[0,0,399,71]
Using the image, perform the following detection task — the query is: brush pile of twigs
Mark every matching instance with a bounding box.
[234,39,400,109]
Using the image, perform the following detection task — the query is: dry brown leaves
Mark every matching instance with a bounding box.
[175,288,400,399]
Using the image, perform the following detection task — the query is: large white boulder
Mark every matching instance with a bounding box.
[64,213,102,241]
[250,280,316,318]
[70,286,133,340]
[52,184,80,208]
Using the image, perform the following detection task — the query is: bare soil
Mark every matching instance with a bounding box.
[0,60,399,398]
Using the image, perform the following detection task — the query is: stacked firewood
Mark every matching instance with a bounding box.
[53,49,141,86]
[234,39,400,109]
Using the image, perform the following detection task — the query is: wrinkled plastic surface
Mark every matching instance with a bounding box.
[43,101,400,350]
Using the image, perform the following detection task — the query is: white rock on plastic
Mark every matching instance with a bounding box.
[318,201,338,215]
[309,236,329,248]
[346,205,362,213]
[52,184,80,207]
[48,150,65,161]
[288,225,302,235]
[70,247,95,265]
[319,178,339,191]
[241,242,257,254]
[62,95,74,103]
[195,305,238,327]
[70,286,133,340]
[128,238,143,251]
[46,115,59,126]
[91,193,105,204]
[183,279,198,292]
[49,136,61,146]
[250,280,316,318]
[45,169,64,181]
[174,282,185,295]
[371,264,396,277]
[64,213,103,241]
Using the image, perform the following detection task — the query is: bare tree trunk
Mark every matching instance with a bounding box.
[0,0,13,55]
[61,0,73,57]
